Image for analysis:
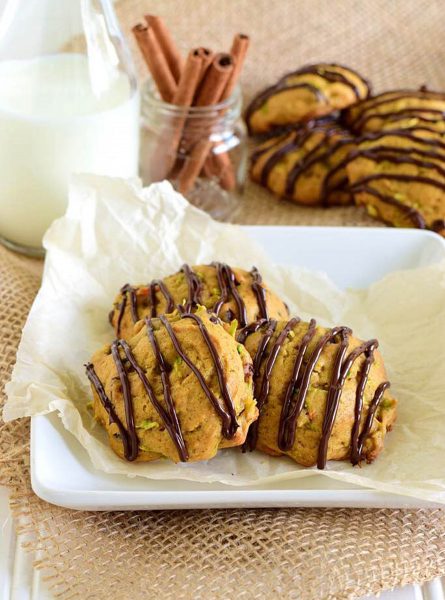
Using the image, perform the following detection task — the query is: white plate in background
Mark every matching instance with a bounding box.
[30,226,445,511]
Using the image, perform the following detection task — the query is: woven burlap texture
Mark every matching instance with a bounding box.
[2,1,445,598]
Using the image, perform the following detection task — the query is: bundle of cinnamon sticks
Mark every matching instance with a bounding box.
[133,15,249,194]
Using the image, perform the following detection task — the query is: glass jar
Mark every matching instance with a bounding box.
[141,80,247,220]
[0,0,140,256]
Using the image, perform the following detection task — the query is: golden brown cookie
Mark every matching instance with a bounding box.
[110,263,289,340]
[250,120,355,206]
[246,63,370,135]
[86,308,258,463]
[239,318,397,468]
[343,89,445,135]
[344,129,445,234]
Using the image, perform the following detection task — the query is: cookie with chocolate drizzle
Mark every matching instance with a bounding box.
[343,88,445,135]
[246,63,370,135]
[109,263,289,340]
[344,129,445,235]
[239,319,397,468]
[250,120,355,206]
[86,308,258,463]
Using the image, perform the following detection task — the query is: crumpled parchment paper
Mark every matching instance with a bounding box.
[4,175,445,503]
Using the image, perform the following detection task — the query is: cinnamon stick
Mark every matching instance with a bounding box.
[204,33,250,190]
[132,23,177,102]
[173,51,204,106]
[195,53,234,105]
[224,33,250,100]
[177,54,234,194]
[178,139,213,195]
[151,50,204,181]
[192,47,214,93]
[145,15,184,84]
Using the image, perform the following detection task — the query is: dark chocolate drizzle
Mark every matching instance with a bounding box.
[116,284,136,336]
[357,129,445,153]
[260,130,308,187]
[87,311,241,462]
[237,318,269,345]
[253,120,353,206]
[431,218,445,233]
[245,319,390,469]
[180,263,202,311]
[149,279,175,318]
[250,267,269,320]
[357,108,445,132]
[247,63,369,134]
[350,172,445,229]
[332,133,445,231]
[345,90,445,131]
[279,63,368,100]
[348,150,445,180]
[145,319,189,461]
[111,340,140,461]
[212,262,248,328]
[160,314,238,438]
[278,319,318,451]
[85,361,134,460]
[245,82,327,133]
[243,318,279,451]
[117,263,272,331]
[285,134,353,205]
[352,184,427,229]
[250,131,292,164]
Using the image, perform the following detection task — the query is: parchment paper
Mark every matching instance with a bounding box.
[4,175,445,503]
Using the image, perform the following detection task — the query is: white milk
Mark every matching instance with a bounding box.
[0,53,140,249]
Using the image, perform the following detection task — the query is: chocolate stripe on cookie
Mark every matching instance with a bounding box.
[350,184,427,229]
[160,314,239,438]
[245,320,390,469]
[284,132,353,204]
[344,89,445,121]
[250,267,269,320]
[259,130,309,187]
[145,319,189,460]
[243,318,279,452]
[345,90,445,130]
[149,279,175,318]
[278,319,317,450]
[280,63,369,100]
[357,108,445,132]
[236,318,269,345]
[181,264,202,311]
[116,284,136,336]
[245,82,327,133]
[212,262,248,327]
[179,312,239,437]
[85,362,134,460]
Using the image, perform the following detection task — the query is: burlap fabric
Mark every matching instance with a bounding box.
[2,1,445,598]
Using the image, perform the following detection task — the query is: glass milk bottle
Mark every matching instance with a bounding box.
[0,0,140,256]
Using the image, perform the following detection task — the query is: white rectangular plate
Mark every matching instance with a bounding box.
[31,226,445,510]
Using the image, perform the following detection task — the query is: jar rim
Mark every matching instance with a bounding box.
[141,79,242,119]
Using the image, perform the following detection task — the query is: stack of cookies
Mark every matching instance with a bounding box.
[247,64,445,234]
[85,263,396,469]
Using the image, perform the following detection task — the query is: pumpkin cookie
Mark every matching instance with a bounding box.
[110,263,289,340]
[86,308,258,463]
[343,88,445,134]
[345,129,445,234]
[239,318,397,468]
[250,120,355,206]
[246,63,370,135]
